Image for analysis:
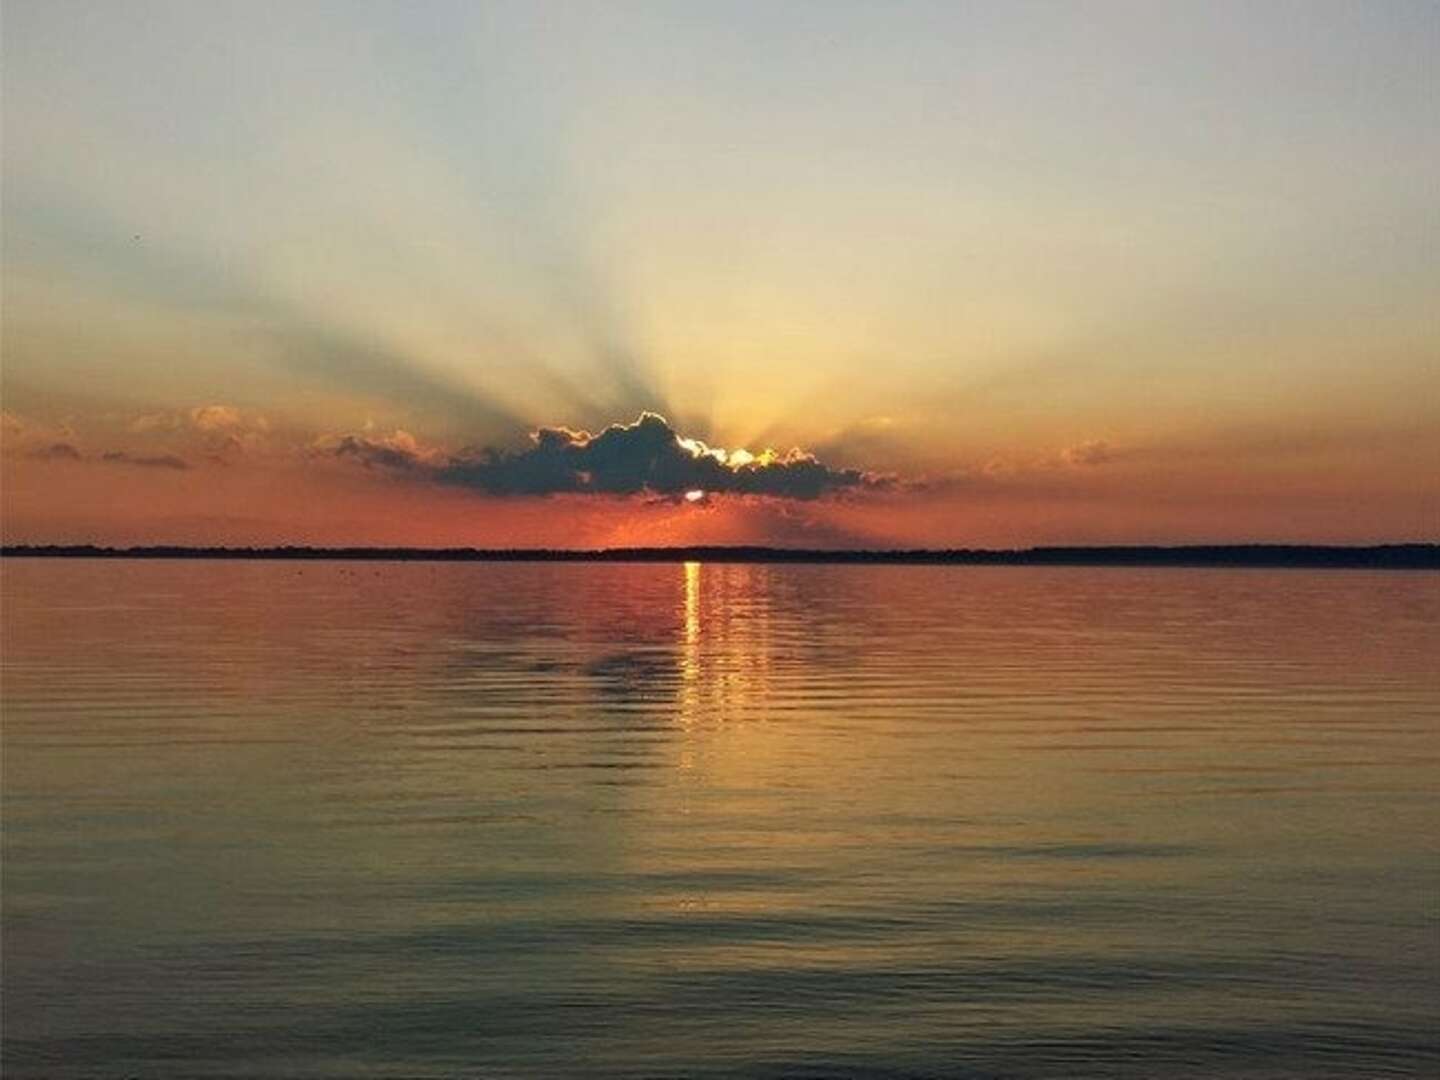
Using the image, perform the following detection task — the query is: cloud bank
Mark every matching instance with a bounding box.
[321,412,884,500]
[4,413,193,470]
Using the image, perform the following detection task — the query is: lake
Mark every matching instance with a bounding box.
[3,559,1437,1078]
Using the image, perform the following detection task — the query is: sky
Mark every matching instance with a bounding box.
[3,0,1437,548]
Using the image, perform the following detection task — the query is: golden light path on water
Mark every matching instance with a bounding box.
[678,561,702,766]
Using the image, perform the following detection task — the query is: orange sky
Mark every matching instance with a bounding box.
[2,410,1432,548]
[3,2,1437,547]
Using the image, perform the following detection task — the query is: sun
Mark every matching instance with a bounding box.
[684,489,706,503]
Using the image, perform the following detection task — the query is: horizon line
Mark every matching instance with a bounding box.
[2,542,1436,569]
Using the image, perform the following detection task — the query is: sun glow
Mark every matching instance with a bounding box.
[675,434,779,471]
[684,489,705,503]
[676,436,725,463]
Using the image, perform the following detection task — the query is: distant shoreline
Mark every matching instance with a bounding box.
[2,544,1436,569]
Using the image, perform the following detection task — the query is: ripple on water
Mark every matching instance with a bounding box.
[2,561,1437,1078]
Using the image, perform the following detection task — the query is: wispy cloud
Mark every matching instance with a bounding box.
[1060,439,1125,467]
[26,441,83,462]
[319,429,446,472]
[101,450,190,470]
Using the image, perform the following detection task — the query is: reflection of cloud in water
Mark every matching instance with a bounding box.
[582,650,679,701]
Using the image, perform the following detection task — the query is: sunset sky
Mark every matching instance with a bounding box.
[3,1,1436,548]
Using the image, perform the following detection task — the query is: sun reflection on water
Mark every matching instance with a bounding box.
[678,561,702,750]
[683,561,701,649]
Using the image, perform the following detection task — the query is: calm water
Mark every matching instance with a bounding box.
[3,560,1437,1078]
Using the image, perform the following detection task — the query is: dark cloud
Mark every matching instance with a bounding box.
[445,414,881,499]
[27,442,83,461]
[101,451,190,470]
[324,413,885,500]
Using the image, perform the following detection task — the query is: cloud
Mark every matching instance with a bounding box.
[6,412,190,471]
[128,403,270,459]
[3,411,79,457]
[131,405,254,435]
[320,412,886,500]
[1060,439,1122,467]
[27,441,83,461]
[101,450,190,470]
[189,404,246,432]
[318,428,446,472]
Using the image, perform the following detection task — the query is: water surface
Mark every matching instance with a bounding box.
[3,560,1437,1077]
